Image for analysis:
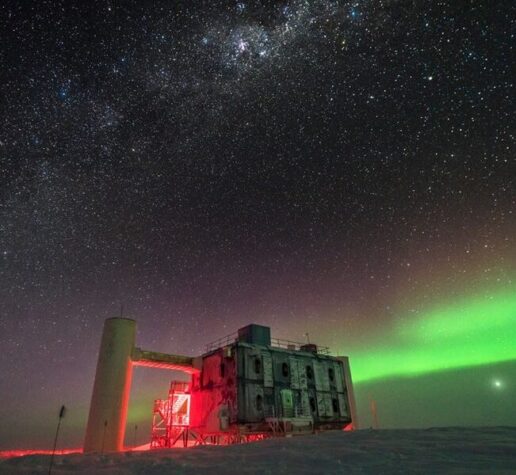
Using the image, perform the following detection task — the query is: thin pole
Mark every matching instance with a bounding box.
[49,405,66,475]
[101,420,108,454]
[370,398,379,429]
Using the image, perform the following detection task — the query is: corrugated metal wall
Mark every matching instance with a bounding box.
[236,344,351,425]
[192,343,351,432]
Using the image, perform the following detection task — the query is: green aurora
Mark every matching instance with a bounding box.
[346,290,516,383]
[123,287,516,440]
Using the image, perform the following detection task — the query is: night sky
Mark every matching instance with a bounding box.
[0,0,515,449]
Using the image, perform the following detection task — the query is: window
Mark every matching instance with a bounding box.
[332,398,339,413]
[328,367,335,382]
[306,365,313,380]
[256,394,263,411]
[282,362,289,377]
[309,397,316,413]
[220,363,225,378]
[254,357,262,374]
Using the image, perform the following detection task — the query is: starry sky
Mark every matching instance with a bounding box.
[0,0,515,449]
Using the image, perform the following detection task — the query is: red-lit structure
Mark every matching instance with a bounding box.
[84,319,357,453]
[149,324,358,447]
[84,318,199,453]
[151,382,193,448]
[150,380,271,447]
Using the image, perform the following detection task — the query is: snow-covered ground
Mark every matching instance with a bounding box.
[1,427,515,474]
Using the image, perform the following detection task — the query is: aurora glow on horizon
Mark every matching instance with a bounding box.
[346,289,516,383]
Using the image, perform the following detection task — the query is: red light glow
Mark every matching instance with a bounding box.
[132,360,199,374]
[0,448,82,459]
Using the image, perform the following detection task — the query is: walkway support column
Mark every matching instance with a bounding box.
[84,318,136,453]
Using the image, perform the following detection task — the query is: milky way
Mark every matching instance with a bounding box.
[0,0,514,448]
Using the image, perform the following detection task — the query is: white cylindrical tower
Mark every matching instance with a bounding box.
[84,317,136,453]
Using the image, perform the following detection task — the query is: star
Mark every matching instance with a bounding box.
[0,0,514,449]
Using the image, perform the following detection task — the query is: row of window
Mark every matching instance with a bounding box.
[255,394,341,414]
[253,357,336,382]
[220,358,339,383]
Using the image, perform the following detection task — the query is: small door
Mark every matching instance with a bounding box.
[281,389,294,417]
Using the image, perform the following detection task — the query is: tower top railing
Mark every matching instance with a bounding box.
[204,332,330,355]
[269,338,331,355]
[204,331,239,352]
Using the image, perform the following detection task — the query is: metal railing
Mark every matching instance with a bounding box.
[205,333,330,355]
[269,338,331,355]
[204,331,239,352]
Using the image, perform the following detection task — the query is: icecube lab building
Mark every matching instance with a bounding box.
[84,318,357,452]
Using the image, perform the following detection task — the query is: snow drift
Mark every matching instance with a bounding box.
[1,427,515,474]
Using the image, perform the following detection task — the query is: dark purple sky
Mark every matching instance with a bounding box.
[0,0,514,449]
